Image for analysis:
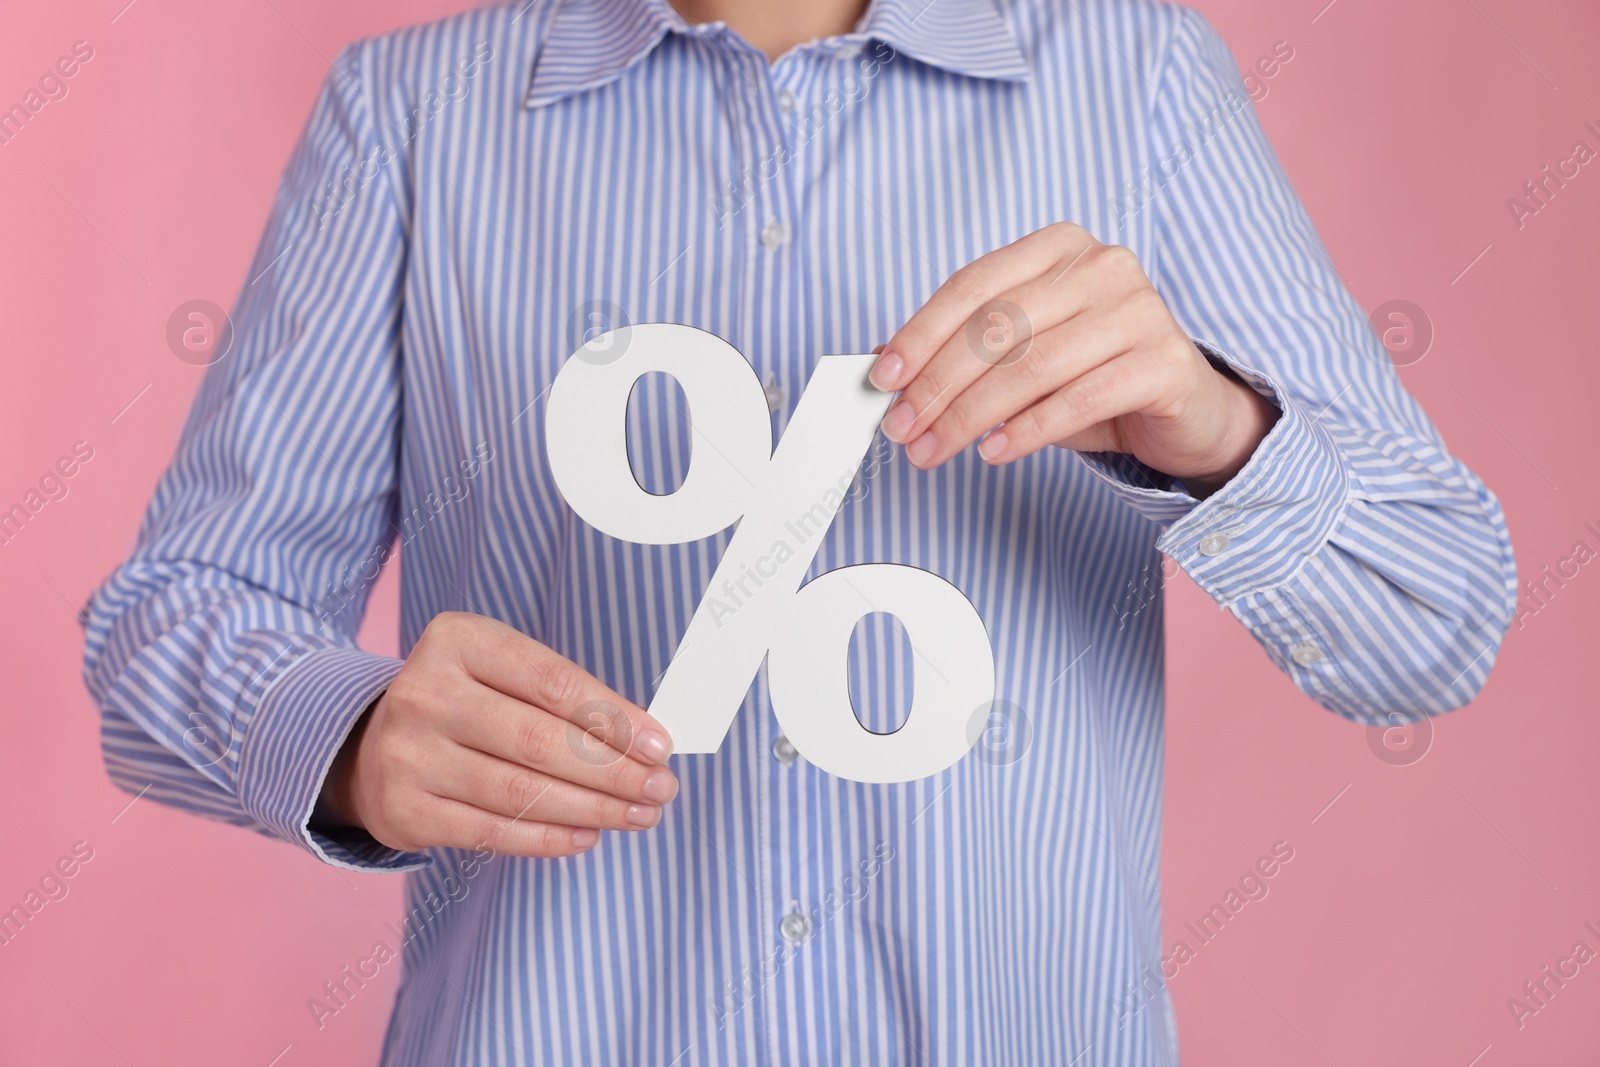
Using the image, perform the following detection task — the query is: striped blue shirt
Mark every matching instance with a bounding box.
[82,0,1516,1062]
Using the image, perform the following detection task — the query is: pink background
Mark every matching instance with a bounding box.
[2,0,1596,1063]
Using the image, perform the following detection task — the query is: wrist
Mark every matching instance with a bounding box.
[1184,367,1280,498]
[312,697,379,831]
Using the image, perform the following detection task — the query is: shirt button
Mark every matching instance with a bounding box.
[764,377,785,412]
[771,734,798,763]
[1291,643,1324,666]
[1197,532,1230,557]
[780,908,812,944]
[838,43,864,59]
[760,219,788,250]
[777,89,797,115]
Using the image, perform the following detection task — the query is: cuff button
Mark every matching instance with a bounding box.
[1290,643,1324,666]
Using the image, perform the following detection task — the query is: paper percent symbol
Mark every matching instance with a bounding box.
[545,323,996,783]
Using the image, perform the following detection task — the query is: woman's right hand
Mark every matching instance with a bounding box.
[317,611,678,858]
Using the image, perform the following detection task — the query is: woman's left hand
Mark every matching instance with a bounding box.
[870,222,1280,497]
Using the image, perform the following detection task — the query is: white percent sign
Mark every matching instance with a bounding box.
[544,323,996,783]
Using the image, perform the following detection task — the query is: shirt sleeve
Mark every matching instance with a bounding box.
[1077,7,1517,724]
[81,42,425,872]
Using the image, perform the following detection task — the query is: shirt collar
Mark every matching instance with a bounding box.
[854,0,1029,82]
[524,0,1028,109]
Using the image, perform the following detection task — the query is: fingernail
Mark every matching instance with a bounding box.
[572,828,600,848]
[906,432,937,467]
[625,804,661,828]
[643,769,678,804]
[881,401,916,441]
[978,430,1008,462]
[636,729,672,764]
[869,352,903,391]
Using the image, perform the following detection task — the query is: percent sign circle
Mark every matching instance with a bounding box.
[544,323,997,783]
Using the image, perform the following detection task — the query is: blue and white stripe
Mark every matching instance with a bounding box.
[82,0,1516,1063]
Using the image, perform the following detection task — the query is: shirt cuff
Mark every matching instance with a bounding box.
[237,645,426,873]
[1077,339,1352,606]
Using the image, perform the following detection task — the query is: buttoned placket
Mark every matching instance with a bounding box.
[705,26,823,1055]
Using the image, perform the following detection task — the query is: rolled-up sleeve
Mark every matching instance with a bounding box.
[82,42,424,871]
[1080,7,1517,723]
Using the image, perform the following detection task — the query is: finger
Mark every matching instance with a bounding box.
[880,297,1026,449]
[870,222,1098,393]
[907,309,1134,468]
[883,252,1113,450]
[979,349,1167,465]
[411,793,601,859]
[437,743,663,831]
[447,684,680,805]
[441,614,673,764]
